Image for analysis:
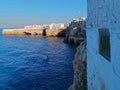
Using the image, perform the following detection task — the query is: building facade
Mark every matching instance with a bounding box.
[24,23,66,30]
[87,0,120,90]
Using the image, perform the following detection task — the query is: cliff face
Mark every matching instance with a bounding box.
[65,18,87,90]
[69,41,87,90]
[64,19,86,45]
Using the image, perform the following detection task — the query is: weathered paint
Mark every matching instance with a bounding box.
[87,0,120,90]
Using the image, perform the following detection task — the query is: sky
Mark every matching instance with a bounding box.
[0,0,87,28]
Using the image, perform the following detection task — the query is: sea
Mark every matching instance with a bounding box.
[0,28,76,90]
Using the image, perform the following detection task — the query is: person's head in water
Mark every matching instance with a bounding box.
[44,55,48,61]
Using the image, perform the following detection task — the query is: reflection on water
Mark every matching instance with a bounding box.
[0,34,76,90]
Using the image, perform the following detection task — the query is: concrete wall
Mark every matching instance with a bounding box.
[87,0,120,90]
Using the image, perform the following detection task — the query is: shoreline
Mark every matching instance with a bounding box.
[2,28,66,37]
[1,17,87,90]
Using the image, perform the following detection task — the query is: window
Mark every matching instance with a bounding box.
[99,28,111,61]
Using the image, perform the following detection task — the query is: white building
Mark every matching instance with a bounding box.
[24,25,43,29]
[24,23,65,30]
[48,23,65,30]
[56,23,65,29]
[87,0,120,90]
[49,23,56,30]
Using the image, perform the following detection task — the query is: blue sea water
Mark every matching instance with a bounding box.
[0,29,76,90]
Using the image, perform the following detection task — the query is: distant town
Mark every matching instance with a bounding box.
[24,17,86,30]
[2,17,86,37]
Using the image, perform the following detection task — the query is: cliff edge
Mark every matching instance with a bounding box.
[69,41,87,90]
[64,18,87,90]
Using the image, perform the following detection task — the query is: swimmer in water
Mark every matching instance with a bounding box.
[44,56,48,61]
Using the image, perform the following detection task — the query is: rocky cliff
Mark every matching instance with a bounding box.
[64,18,86,45]
[64,18,87,90]
[69,41,87,90]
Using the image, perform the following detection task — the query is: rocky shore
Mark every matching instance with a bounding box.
[2,28,65,37]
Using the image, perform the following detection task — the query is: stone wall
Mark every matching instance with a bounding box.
[87,0,120,90]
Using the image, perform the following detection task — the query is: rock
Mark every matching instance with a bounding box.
[64,18,86,45]
[65,18,87,90]
[69,41,87,90]
[57,29,66,37]
[24,32,31,35]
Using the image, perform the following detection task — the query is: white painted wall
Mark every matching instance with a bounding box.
[3,29,15,31]
[87,0,120,90]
